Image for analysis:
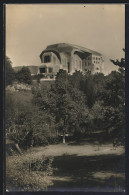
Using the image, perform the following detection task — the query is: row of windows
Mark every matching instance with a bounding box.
[40,67,53,74]
[94,61,100,64]
[84,58,101,63]
[42,55,101,63]
[84,60,100,64]
[87,57,101,60]
[84,67,100,72]
[93,57,101,60]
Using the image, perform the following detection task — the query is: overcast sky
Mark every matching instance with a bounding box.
[6,4,125,75]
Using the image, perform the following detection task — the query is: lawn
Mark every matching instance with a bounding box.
[6,140,125,192]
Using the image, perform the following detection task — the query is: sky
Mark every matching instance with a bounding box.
[6,4,125,75]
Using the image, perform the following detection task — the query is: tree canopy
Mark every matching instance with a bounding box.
[15,66,32,85]
[5,56,15,86]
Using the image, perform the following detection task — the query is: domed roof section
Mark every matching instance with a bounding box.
[45,43,102,56]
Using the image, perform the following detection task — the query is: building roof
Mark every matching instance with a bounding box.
[40,49,61,62]
[45,43,102,56]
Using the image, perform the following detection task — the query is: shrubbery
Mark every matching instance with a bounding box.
[6,155,54,191]
[5,90,57,149]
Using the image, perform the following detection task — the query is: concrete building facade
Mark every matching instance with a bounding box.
[38,43,104,78]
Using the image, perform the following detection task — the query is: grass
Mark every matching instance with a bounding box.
[32,79,55,89]
[50,153,125,191]
[6,90,33,105]
[6,140,125,192]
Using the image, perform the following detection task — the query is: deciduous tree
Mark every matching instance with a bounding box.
[15,66,32,85]
[5,56,15,86]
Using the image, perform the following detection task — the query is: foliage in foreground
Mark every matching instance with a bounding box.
[6,154,54,191]
[5,90,57,149]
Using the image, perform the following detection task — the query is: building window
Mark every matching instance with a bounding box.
[48,67,53,73]
[40,67,46,73]
[44,55,51,63]
[96,67,99,70]
[94,61,95,63]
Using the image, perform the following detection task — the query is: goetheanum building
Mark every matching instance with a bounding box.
[38,43,104,78]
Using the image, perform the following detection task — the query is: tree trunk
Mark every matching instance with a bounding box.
[15,143,22,154]
[63,130,65,144]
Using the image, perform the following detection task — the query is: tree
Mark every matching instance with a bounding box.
[88,100,104,133]
[100,71,125,107]
[80,73,96,108]
[69,70,83,89]
[99,50,125,141]
[6,89,56,148]
[32,69,89,143]
[5,56,15,86]
[110,48,125,76]
[15,66,32,85]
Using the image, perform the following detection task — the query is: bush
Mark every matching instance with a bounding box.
[30,155,53,175]
[15,67,32,85]
[6,155,54,191]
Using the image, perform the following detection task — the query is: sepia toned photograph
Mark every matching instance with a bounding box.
[5,4,125,192]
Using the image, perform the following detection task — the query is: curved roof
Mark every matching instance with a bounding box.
[40,49,61,62]
[45,43,102,56]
